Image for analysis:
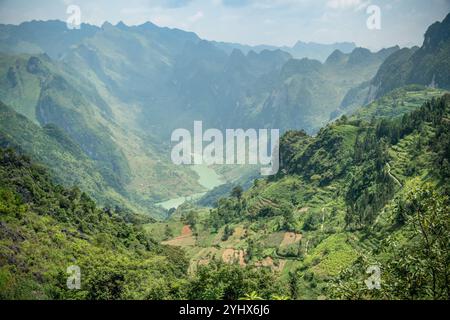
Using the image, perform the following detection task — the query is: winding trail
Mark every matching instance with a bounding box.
[304,239,310,256]
[386,162,402,187]
[320,207,325,232]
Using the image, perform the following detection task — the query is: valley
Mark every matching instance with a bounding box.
[156,164,225,210]
[0,19,402,217]
[147,88,450,299]
[0,9,449,301]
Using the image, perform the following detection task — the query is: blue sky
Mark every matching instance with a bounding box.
[0,0,449,49]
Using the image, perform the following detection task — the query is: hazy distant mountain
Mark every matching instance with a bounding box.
[0,20,99,59]
[234,46,399,131]
[213,40,356,62]
[332,46,400,113]
[365,12,450,101]
[287,41,356,62]
[336,13,450,111]
[0,53,203,217]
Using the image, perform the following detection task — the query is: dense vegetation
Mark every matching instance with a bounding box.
[1,85,449,301]
[330,182,450,300]
[154,91,450,300]
[0,14,449,301]
[0,148,285,299]
[0,147,179,299]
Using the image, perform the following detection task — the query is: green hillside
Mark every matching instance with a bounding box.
[0,100,170,217]
[0,53,205,217]
[0,147,183,299]
[3,89,448,300]
[149,91,450,299]
[350,85,446,120]
[0,12,449,302]
[0,147,287,299]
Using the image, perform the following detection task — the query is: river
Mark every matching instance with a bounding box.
[156,165,225,210]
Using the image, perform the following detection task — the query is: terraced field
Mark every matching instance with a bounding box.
[159,220,304,274]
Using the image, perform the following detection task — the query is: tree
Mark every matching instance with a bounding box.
[186,262,283,300]
[288,270,299,299]
[281,205,295,231]
[231,186,243,199]
[330,182,450,300]
[258,206,276,218]
[222,224,234,241]
[240,291,263,300]
[164,224,173,239]
[302,213,319,231]
[184,210,198,228]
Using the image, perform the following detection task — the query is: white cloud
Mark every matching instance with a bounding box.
[188,11,204,23]
[151,15,175,26]
[326,0,362,9]
[251,0,309,10]
[355,0,371,11]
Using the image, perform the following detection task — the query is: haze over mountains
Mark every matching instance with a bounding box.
[213,40,356,62]
[342,13,450,111]
[0,15,449,217]
[0,19,401,137]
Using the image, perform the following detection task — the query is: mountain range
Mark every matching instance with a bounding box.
[342,13,450,110]
[213,40,356,62]
[0,12,449,301]
[0,19,402,215]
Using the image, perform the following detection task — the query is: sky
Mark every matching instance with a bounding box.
[0,0,449,50]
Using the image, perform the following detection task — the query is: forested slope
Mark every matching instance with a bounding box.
[155,90,450,299]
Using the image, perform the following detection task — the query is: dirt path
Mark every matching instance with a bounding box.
[298,207,309,213]
[386,162,402,187]
[320,208,325,231]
